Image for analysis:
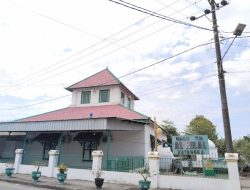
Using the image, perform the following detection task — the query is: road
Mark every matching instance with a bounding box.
[0,181,51,190]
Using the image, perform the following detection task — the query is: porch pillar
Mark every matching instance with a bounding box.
[225,153,241,190]
[105,130,111,170]
[48,150,59,177]
[14,149,23,174]
[92,150,103,171]
[106,130,111,162]
[57,132,63,164]
[21,133,27,164]
[148,151,160,189]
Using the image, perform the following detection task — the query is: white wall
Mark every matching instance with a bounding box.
[0,163,5,173]
[53,167,93,181]
[100,130,145,157]
[144,125,171,157]
[70,85,135,110]
[18,164,50,177]
[71,86,121,107]
[159,175,230,190]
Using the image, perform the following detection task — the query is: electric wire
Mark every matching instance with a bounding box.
[0,5,206,95]
[0,39,226,111]
[138,73,217,97]
[1,36,249,111]
[108,0,213,31]
[0,0,202,94]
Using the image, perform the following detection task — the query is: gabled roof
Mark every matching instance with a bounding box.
[66,68,139,100]
[17,105,149,122]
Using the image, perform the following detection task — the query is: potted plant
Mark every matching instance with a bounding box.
[5,162,14,177]
[92,169,104,188]
[204,158,215,176]
[137,165,151,190]
[57,163,68,184]
[32,161,44,182]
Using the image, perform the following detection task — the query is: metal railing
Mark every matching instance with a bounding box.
[102,156,146,172]
[159,157,228,179]
[0,152,15,163]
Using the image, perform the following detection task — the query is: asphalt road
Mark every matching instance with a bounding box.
[0,181,51,190]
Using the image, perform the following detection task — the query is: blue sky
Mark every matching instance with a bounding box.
[0,0,249,139]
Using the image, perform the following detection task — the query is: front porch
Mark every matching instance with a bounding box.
[0,118,147,170]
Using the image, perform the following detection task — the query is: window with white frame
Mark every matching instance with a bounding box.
[99,89,110,103]
[121,92,125,105]
[81,91,91,104]
[127,97,131,109]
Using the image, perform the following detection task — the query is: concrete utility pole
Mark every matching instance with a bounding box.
[208,0,233,152]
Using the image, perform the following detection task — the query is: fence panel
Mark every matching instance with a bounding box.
[159,157,228,179]
[0,151,15,163]
[102,156,146,173]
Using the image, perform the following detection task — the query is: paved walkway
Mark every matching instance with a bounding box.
[241,177,250,190]
[0,173,139,190]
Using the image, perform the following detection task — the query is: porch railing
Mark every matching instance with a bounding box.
[102,156,146,172]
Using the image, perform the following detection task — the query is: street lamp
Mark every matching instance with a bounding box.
[233,23,246,36]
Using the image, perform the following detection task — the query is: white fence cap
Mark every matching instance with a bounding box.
[92,150,103,157]
[225,153,238,161]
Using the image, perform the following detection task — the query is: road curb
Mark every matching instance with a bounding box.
[0,177,80,190]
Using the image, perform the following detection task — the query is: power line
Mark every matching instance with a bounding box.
[108,0,213,31]
[0,94,71,111]
[0,40,222,111]
[1,36,249,112]
[138,73,217,97]
[226,70,250,74]
[0,0,201,94]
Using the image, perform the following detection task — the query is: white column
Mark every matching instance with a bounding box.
[48,150,59,177]
[92,150,103,171]
[148,151,160,189]
[14,149,23,174]
[225,153,241,190]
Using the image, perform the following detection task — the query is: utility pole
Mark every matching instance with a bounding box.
[208,0,233,152]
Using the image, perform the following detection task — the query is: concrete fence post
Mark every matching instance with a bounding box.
[48,150,59,177]
[225,153,241,190]
[92,150,103,171]
[14,149,23,173]
[148,151,160,189]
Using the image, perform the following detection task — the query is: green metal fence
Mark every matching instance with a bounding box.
[102,156,146,172]
[0,152,15,163]
[159,157,228,179]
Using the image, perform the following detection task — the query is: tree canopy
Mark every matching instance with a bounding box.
[161,120,179,146]
[234,135,250,162]
[185,115,218,143]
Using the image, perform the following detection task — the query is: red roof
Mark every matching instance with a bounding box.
[66,68,139,100]
[18,105,149,122]
[66,69,120,90]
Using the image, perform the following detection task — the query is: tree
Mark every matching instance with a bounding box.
[234,135,250,162]
[161,120,179,146]
[185,115,218,143]
[214,138,226,156]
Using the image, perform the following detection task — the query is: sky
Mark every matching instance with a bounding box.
[0,0,250,140]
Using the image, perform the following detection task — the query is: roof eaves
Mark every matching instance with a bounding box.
[13,107,70,122]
